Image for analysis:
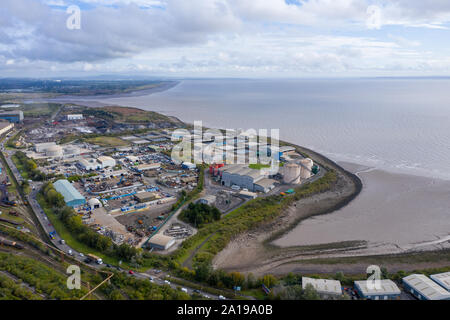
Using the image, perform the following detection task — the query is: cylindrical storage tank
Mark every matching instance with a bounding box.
[300,158,314,179]
[283,163,301,184]
[65,146,80,155]
[45,145,63,157]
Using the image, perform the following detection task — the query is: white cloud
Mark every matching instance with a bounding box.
[2,0,450,76]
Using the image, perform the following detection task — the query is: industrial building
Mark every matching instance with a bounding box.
[35,142,57,153]
[430,272,450,291]
[135,192,159,203]
[0,121,14,136]
[220,164,276,192]
[97,156,116,168]
[402,274,450,300]
[78,158,102,171]
[354,280,401,300]
[134,163,160,172]
[182,162,197,170]
[302,277,342,298]
[0,110,23,123]
[67,114,83,120]
[53,179,86,208]
[148,234,175,250]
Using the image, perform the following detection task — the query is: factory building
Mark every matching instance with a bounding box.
[220,164,277,193]
[78,158,102,171]
[0,110,23,123]
[134,163,160,172]
[148,234,176,250]
[0,121,14,136]
[402,274,450,300]
[67,114,83,121]
[354,280,401,300]
[97,156,116,168]
[135,192,159,203]
[302,277,342,298]
[430,272,450,291]
[35,142,57,153]
[182,162,197,170]
[53,179,86,208]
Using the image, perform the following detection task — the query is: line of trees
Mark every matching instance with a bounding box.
[40,182,139,262]
[13,151,50,181]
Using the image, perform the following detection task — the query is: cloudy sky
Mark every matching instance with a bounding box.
[3,0,450,78]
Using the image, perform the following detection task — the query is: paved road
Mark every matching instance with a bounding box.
[0,133,226,300]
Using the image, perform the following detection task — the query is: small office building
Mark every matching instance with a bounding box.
[402,274,450,300]
[302,277,342,298]
[354,279,401,300]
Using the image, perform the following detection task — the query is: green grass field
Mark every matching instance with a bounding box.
[85,136,130,147]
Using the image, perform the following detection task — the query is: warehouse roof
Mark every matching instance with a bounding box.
[302,277,342,296]
[254,178,277,189]
[149,234,175,247]
[354,279,401,296]
[97,156,114,162]
[430,272,450,291]
[403,274,450,300]
[53,179,85,204]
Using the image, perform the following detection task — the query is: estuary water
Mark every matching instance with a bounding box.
[98,78,450,180]
[94,78,450,250]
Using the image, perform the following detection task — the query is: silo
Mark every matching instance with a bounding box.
[45,145,63,157]
[283,163,301,184]
[300,158,314,179]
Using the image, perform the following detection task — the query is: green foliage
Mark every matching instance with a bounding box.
[40,182,138,262]
[174,170,337,267]
[12,151,51,181]
[0,253,87,300]
[180,202,221,228]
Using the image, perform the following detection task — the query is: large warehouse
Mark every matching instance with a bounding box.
[302,277,342,298]
[53,179,86,208]
[402,274,450,300]
[220,164,276,192]
[148,234,175,250]
[354,279,401,300]
[0,110,23,123]
[430,272,450,291]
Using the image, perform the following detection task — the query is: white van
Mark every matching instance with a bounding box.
[231,185,240,191]
[181,288,188,293]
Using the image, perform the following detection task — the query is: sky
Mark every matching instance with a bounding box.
[3,0,450,78]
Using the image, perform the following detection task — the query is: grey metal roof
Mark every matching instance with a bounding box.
[354,279,401,296]
[53,179,85,204]
[403,274,450,300]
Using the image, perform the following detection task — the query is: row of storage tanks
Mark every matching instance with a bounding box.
[282,158,314,184]
[43,145,81,158]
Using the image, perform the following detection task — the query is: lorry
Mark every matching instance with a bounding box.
[87,253,103,265]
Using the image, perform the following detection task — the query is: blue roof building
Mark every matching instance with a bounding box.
[53,179,86,208]
[0,110,23,123]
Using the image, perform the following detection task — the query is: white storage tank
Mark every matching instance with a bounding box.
[300,158,313,179]
[283,163,301,184]
[45,145,63,157]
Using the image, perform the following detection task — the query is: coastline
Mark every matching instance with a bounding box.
[28,88,450,276]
